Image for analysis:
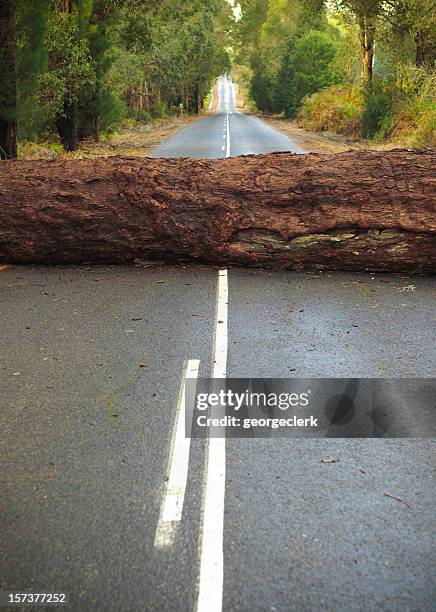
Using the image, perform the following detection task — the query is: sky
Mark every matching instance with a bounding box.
[227,0,242,20]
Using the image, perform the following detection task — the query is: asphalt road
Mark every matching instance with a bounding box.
[153,75,306,158]
[2,76,435,612]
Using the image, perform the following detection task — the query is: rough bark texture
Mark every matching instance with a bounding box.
[359,15,376,83]
[0,149,435,272]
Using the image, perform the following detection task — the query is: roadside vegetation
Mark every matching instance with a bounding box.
[0,0,232,159]
[236,0,435,146]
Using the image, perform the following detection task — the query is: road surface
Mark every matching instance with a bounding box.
[153,75,306,158]
[2,76,435,611]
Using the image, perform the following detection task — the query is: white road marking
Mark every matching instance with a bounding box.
[212,270,228,379]
[226,114,231,158]
[154,359,200,548]
[197,269,228,612]
[221,145,225,151]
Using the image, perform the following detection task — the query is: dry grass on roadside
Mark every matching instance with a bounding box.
[260,116,362,154]
[262,115,401,154]
[298,86,364,140]
[18,114,201,161]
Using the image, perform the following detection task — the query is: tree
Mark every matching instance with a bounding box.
[79,0,119,138]
[332,0,383,83]
[110,0,230,116]
[39,1,96,150]
[1,0,231,154]
[237,0,330,112]
[0,0,17,159]
[15,0,49,141]
[280,30,339,116]
[384,0,435,67]
[0,151,434,273]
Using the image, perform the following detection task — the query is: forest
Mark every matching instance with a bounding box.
[0,0,434,159]
[0,0,232,158]
[236,0,435,145]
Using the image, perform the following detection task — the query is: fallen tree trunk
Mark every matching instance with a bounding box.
[0,149,435,272]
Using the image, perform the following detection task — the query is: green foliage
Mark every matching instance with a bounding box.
[79,0,122,136]
[380,70,436,146]
[329,13,361,84]
[30,2,98,149]
[108,0,231,116]
[7,0,232,153]
[15,0,49,138]
[360,83,394,138]
[236,0,435,147]
[280,30,339,117]
[298,70,435,145]
[237,0,335,115]
[250,61,275,111]
[0,1,17,124]
[392,97,435,146]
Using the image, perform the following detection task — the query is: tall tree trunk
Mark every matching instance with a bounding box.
[59,0,73,13]
[183,88,189,113]
[414,30,434,67]
[0,118,17,160]
[0,0,17,160]
[194,83,201,114]
[0,150,434,272]
[359,16,376,83]
[55,100,77,152]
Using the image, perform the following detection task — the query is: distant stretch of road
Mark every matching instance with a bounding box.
[153,75,306,158]
[2,76,435,612]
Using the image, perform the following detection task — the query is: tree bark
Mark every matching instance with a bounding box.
[0,149,435,272]
[0,118,17,160]
[55,100,78,152]
[359,15,376,84]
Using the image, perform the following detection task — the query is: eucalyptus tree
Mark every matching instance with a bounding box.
[330,0,383,83]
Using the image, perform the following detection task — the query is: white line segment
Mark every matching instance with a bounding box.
[212,270,228,379]
[225,114,230,158]
[197,270,228,612]
[154,359,200,548]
